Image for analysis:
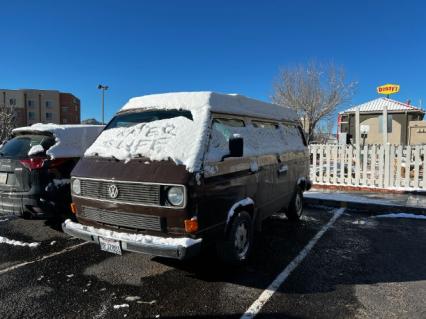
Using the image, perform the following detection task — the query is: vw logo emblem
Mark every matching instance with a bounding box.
[108,184,119,199]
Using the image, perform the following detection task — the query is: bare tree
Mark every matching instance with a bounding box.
[314,118,335,144]
[272,61,356,143]
[0,104,16,143]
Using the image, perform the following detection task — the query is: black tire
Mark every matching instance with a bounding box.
[217,211,253,265]
[286,188,303,221]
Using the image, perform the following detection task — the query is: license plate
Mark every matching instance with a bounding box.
[0,173,7,184]
[99,237,122,255]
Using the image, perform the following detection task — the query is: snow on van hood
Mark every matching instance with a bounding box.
[84,116,205,170]
[84,92,301,172]
[13,123,104,159]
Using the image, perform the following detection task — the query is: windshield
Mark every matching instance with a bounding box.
[105,110,193,130]
[0,134,55,158]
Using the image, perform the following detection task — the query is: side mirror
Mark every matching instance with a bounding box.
[229,136,243,157]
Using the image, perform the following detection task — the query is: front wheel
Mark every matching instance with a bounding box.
[286,188,303,221]
[217,211,253,265]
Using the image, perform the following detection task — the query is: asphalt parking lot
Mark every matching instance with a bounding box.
[0,205,425,319]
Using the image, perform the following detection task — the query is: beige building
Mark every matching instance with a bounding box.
[338,98,425,145]
[0,89,80,127]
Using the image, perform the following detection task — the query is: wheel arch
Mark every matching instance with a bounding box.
[224,197,256,234]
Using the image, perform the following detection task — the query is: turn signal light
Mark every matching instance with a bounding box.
[184,217,198,233]
[70,203,77,215]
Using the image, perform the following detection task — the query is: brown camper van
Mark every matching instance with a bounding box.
[62,92,311,264]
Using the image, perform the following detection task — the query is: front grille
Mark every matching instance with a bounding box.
[79,179,161,206]
[80,206,163,231]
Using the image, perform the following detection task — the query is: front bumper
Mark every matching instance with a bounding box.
[62,219,202,260]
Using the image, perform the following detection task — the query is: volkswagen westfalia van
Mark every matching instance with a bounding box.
[62,92,311,264]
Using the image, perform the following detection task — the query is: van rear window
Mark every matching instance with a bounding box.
[105,110,193,130]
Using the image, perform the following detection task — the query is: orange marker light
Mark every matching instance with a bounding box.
[184,217,198,233]
[70,203,77,215]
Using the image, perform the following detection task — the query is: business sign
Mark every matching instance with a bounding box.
[377,84,400,95]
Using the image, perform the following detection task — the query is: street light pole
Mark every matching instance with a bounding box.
[97,84,109,124]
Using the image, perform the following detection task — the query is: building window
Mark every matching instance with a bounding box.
[45,101,52,108]
[9,98,16,106]
[378,114,393,133]
[46,112,53,121]
[62,106,70,112]
[28,112,35,120]
[27,100,34,108]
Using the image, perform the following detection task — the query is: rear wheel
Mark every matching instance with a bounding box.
[217,211,253,265]
[286,188,303,221]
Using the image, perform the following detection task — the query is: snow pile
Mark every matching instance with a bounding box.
[0,236,40,248]
[85,116,203,169]
[28,145,45,156]
[13,124,104,159]
[85,92,301,172]
[375,213,426,220]
[64,219,202,247]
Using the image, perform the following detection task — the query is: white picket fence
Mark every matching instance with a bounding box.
[310,144,426,191]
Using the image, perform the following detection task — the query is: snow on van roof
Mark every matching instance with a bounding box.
[13,123,104,159]
[120,91,299,122]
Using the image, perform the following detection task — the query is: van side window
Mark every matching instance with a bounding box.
[252,120,278,129]
[212,118,245,140]
[280,123,306,150]
[213,118,245,128]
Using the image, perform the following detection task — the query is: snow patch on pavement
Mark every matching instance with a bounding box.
[0,236,40,248]
[0,219,8,223]
[113,304,129,309]
[374,213,426,220]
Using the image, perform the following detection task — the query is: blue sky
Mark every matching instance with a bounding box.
[1,0,425,122]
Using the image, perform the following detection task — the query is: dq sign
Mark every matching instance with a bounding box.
[377,84,400,95]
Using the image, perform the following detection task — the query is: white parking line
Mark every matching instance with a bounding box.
[241,207,345,319]
[0,242,89,275]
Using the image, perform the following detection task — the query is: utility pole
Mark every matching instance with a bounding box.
[97,84,109,124]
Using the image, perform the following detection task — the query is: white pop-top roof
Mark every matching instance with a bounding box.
[13,123,104,159]
[120,91,299,121]
[342,97,424,114]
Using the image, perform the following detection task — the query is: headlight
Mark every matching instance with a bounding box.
[72,179,81,195]
[167,186,184,206]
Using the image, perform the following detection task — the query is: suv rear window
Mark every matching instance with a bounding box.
[0,135,54,158]
[105,110,193,130]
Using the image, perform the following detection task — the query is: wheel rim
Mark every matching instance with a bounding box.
[234,222,250,259]
[295,192,303,216]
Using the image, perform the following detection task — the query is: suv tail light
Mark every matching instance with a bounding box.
[20,158,47,171]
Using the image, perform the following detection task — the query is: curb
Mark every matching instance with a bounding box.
[304,197,426,215]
